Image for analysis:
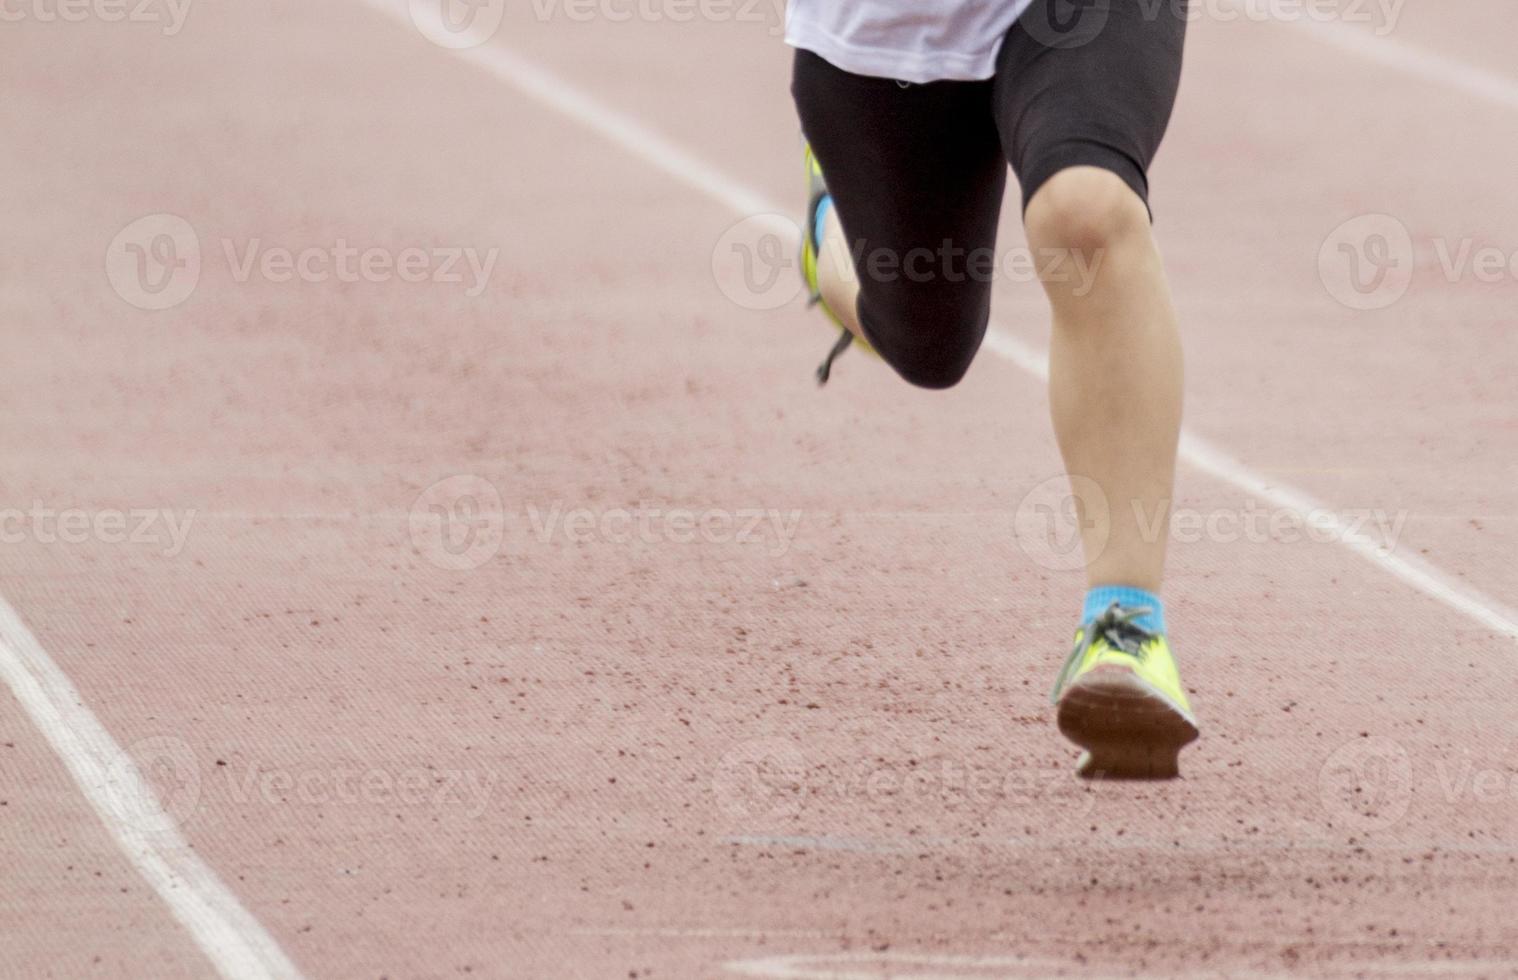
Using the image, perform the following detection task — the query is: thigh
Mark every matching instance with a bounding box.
[993,0,1189,213]
[791,49,1008,387]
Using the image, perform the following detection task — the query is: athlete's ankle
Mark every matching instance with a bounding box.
[1082,584,1165,634]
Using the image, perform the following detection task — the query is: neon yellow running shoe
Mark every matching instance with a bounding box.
[1051,602,1199,779]
[802,143,871,385]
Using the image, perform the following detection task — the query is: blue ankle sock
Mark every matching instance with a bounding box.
[1082,585,1166,634]
[812,194,833,251]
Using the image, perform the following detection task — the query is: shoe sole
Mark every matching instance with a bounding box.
[1056,667,1199,780]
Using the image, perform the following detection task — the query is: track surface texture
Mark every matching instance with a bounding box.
[3,1,1518,978]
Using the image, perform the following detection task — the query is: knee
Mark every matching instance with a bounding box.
[1024,166,1150,258]
[888,340,978,389]
[859,290,988,390]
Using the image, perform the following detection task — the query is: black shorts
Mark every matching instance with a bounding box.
[791,0,1188,389]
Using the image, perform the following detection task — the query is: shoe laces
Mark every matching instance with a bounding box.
[815,327,852,385]
[1050,602,1157,703]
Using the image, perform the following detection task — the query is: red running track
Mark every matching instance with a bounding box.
[2,1,1517,977]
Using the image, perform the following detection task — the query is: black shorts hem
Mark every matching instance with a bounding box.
[1015,140,1151,218]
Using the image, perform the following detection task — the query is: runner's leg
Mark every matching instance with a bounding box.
[994,0,1190,592]
[1028,167,1182,593]
[792,50,1007,390]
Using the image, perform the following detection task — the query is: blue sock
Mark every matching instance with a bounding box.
[812,194,833,251]
[1082,585,1166,634]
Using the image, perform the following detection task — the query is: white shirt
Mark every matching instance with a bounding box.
[785,0,1038,84]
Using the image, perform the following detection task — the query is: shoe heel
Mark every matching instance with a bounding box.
[1056,669,1199,780]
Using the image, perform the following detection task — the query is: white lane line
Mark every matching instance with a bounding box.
[355,0,786,229]
[355,0,1518,643]
[1177,430,1518,639]
[0,597,303,980]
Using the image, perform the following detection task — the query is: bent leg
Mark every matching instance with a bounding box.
[792,49,1006,389]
